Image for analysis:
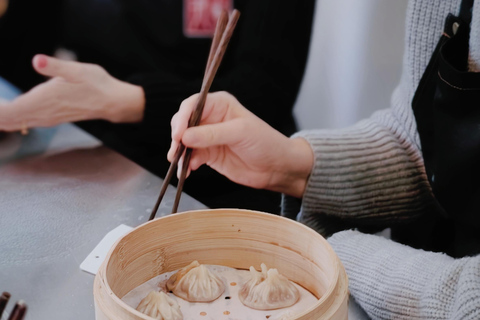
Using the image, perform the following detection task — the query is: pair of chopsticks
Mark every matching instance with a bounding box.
[0,292,27,320]
[149,9,240,221]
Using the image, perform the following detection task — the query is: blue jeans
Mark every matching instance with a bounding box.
[0,76,21,100]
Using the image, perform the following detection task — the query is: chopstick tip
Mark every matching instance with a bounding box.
[1,292,11,299]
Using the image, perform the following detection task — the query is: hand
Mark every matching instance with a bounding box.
[0,0,8,17]
[169,92,314,198]
[0,54,145,132]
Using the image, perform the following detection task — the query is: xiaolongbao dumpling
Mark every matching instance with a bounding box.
[239,263,300,310]
[166,260,225,302]
[136,291,183,320]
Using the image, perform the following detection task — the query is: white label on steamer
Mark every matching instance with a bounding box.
[80,224,133,275]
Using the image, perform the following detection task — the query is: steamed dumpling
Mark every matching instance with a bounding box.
[239,263,300,310]
[136,291,183,320]
[166,260,225,302]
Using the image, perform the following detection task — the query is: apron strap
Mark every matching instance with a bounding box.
[460,0,474,25]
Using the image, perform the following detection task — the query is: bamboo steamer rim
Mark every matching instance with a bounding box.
[94,209,348,320]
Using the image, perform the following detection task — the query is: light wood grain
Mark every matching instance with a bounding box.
[94,209,348,319]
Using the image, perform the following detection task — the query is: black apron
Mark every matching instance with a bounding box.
[395,0,480,258]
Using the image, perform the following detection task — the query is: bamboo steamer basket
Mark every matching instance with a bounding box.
[94,209,349,319]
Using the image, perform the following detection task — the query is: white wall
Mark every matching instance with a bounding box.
[294,0,408,130]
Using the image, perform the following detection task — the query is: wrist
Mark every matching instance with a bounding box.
[271,137,314,198]
[104,79,145,123]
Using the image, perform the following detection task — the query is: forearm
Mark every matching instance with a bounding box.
[329,230,480,320]
[282,105,434,230]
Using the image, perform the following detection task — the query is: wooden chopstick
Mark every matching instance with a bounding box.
[7,300,27,320]
[149,9,240,220]
[172,10,240,213]
[0,292,11,318]
[148,11,228,221]
[204,12,229,84]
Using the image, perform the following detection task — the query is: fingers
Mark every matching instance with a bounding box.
[171,91,243,142]
[167,139,208,170]
[32,54,90,82]
[182,119,245,148]
[176,149,209,179]
[189,149,210,171]
[171,93,199,142]
[167,139,179,162]
[169,91,247,159]
[171,117,245,156]
[168,91,247,170]
[176,155,191,180]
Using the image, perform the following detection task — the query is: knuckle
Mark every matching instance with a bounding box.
[218,91,233,99]
[83,64,105,80]
[170,113,178,127]
[89,64,104,73]
[178,100,188,111]
[180,94,198,110]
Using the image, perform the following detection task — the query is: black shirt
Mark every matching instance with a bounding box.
[0,0,315,213]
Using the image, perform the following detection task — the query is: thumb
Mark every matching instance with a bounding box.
[32,54,84,81]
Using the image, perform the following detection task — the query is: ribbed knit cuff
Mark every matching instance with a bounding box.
[329,230,480,320]
[291,113,433,227]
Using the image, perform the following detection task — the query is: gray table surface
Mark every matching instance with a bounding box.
[0,124,208,319]
[0,72,369,319]
[0,124,370,319]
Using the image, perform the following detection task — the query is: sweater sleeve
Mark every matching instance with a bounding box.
[282,86,436,233]
[280,1,468,233]
[328,230,480,320]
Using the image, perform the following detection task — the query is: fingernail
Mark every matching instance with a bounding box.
[35,55,48,69]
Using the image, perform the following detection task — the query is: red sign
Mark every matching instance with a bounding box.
[184,0,233,38]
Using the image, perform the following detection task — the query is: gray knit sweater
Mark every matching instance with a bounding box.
[281,0,480,319]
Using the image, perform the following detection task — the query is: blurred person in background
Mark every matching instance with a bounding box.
[169,0,480,318]
[0,0,315,213]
